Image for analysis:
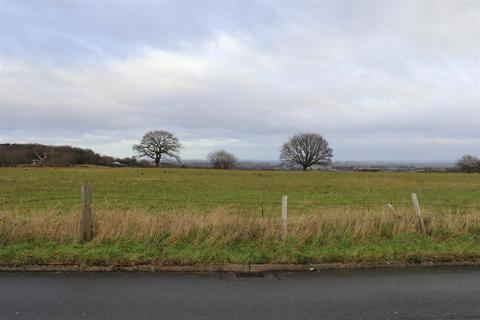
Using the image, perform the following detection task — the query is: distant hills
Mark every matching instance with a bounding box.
[0,143,456,172]
[181,159,455,172]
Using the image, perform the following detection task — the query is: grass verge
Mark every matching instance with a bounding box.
[1,235,479,266]
[1,208,479,266]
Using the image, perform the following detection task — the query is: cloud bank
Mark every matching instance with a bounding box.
[1,1,479,160]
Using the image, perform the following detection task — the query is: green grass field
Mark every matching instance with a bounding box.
[1,167,479,212]
[1,167,479,266]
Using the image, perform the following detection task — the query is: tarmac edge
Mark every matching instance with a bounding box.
[1,260,480,273]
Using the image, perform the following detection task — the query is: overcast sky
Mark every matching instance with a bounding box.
[0,1,479,161]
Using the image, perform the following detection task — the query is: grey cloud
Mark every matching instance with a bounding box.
[0,1,478,160]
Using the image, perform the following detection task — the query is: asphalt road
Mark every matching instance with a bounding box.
[1,268,479,320]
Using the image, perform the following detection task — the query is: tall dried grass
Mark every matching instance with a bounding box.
[1,206,479,245]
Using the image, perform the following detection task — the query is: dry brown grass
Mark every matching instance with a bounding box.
[1,206,479,244]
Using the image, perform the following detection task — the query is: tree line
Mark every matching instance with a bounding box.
[133,130,332,171]
[0,144,137,167]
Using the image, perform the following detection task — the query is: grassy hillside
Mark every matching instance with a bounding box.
[0,168,479,266]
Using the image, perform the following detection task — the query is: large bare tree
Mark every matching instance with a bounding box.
[280,132,333,171]
[207,150,237,169]
[133,130,181,167]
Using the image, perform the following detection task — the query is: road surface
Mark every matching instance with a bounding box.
[1,267,479,319]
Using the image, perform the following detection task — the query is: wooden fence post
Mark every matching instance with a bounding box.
[386,203,402,222]
[411,193,426,234]
[80,184,93,242]
[281,195,288,240]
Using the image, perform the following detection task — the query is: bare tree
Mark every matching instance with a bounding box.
[280,132,333,171]
[455,154,480,173]
[133,130,181,167]
[207,150,237,169]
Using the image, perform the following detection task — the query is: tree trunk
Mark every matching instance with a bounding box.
[302,166,307,171]
[155,154,161,167]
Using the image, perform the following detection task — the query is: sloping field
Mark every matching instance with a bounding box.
[1,167,479,212]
